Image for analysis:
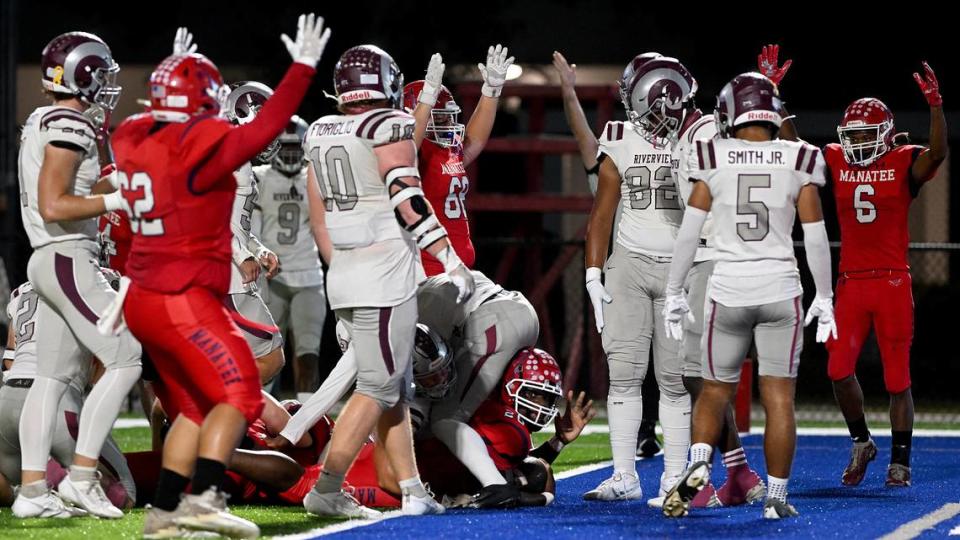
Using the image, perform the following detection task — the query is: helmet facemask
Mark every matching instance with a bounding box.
[426,101,465,148]
[837,121,893,167]
[505,378,562,430]
[413,325,457,401]
[91,61,122,112]
[620,81,681,149]
[273,142,305,175]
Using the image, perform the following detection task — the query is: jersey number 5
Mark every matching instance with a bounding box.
[119,171,165,236]
[736,174,770,242]
[854,184,877,223]
[444,176,469,219]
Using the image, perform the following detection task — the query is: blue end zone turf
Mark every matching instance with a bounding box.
[320,435,960,539]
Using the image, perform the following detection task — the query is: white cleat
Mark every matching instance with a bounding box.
[174,488,260,539]
[662,461,709,518]
[582,471,642,501]
[402,484,445,515]
[12,490,87,518]
[58,475,124,519]
[304,489,382,519]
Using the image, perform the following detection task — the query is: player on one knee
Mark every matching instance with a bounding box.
[824,63,946,488]
[661,73,835,520]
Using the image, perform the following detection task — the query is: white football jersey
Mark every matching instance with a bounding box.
[597,121,681,257]
[252,164,323,288]
[228,163,267,294]
[304,108,420,309]
[672,114,718,261]
[692,137,826,306]
[416,270,504,342]
[18,106,101,248]
[5,282,39,382]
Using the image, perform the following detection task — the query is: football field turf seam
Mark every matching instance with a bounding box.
[878,503,960,539]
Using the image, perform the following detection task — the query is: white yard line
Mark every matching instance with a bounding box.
[950,523,960,535]
[878,503,960,540]
[537,423,960,438]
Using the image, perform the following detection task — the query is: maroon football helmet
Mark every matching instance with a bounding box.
[501,348,563,431]
[837,98,895,166]
[149,53,223,123]
[619,54,697,147]
[41,31,121,112]
[272,116,309,175]
[714,72,783,138]
[221,81,279,161]
[334,45,404,109]
[402,80,464,148]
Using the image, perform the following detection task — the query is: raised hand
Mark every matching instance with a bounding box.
[552,51,576,89]
[913,61,942,107]
[757,44,792,86]
[419,53,445,107]
[478,44,515,98]
[172,27,197,55]
[281,13,332,68]
[554,391,597,444]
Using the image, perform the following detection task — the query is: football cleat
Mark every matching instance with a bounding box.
[469,483,521,509]
[58,474,124,519]
[762,497,799,519]
[583,471,642,501]
[11,490,87,518]
[174,488,260,538]
[885,464,912,487]
[841,439,878,486]
[143,504,219,539]
[648,482,719,509]
[662,462,709,517]
[304,489,382,519]
[716,466,766,506]
[402,484,445,515]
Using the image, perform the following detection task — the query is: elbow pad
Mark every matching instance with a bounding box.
[387,169,448,251]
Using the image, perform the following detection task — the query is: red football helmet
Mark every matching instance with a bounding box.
[149,53,224,123]
[333,45,404,109]
[619,54,697,147]
[837,98,895,167]
[41,31,121,111]
[501,348,563,431]
[403,80,464,148]
[715,72,783,138]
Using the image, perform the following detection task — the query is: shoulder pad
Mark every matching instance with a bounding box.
[793,143,821,174]
[40,108,97,153]
[178,115,232,168]
[694,139,718,171]
[357,109,415,147]
[599,121,628,144]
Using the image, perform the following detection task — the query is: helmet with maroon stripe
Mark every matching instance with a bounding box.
[501,348,563,431]
[619,54,697,147]
[334,45,404,109]
[272,116,309,175]
[714,72,783,138]
[836,98,895,167]
[221,81,279,161]
[41,31,121,112]
[412,324,456,400]
[149,53,223,123]
[402,80,464,148]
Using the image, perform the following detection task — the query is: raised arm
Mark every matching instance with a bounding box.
[553,51,599,173]
[911,62,947,182]
[463,44,514,166]
[411,53,445,149]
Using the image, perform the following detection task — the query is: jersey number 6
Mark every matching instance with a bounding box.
[853,184,877,224]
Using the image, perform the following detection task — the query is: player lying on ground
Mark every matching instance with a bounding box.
[105,15,330,538]
[661,72,835,520]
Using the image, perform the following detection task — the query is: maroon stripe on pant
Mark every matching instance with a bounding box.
[378,307,395,375]
[788,296,801,375]
[460,325,498,401]
[54,253,100,324]
[222,296,274,341]
[707,300,717,379]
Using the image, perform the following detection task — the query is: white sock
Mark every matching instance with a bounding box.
[19,376,69,472]
[690,442,713,466]
[659,393,691,481]
[398,475,427,498]
[607,393,643,475]
[75,365,141,459]
[767,475,788,502]
[69,464,97,483]
[432,418,506,486]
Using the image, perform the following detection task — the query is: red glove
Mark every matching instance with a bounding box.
[757,44,792,86]
[913,61,942,107]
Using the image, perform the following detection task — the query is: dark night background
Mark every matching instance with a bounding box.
[2,1,958,404]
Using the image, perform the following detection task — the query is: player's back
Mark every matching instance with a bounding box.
[253,164,323,286]
[18,106,101,248]
[825,143,922,273]
[113,113,235,295]
[419,140,473,274]
[304,108,420,309]
[694,137,825,306]
[598,121,681,257]
[416,270,503,340]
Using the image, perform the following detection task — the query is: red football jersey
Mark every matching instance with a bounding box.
[113,113,235,295]
[825,143,928,273]
[98,210,133,274]
[470,398,532,471]
[419,140,475,276]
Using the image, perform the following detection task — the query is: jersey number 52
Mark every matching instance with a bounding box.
[119,171,165,236]
[444,176,469,219]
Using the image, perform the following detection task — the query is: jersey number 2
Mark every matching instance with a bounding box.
[444,176,469,219]
[854,184,877,223]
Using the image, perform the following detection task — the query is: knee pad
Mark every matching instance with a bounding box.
[658,377,688,402]
[608,382,643,399]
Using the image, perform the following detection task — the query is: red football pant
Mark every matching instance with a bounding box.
[124,284,264,424]
[827,272,913,393]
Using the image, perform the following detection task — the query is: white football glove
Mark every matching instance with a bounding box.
[173,27,197,55]
[419,53,445,107]
[478,44,515,98]
[804,295,838,343]
[663,293,694,341]
[281,13,332,68]
[447,263,476,304]
[585,267,612,334]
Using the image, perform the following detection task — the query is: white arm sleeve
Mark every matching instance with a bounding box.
[802,220,834,298]
[665,206,708,297]
[279,347,358,444]
[432,418,507,487]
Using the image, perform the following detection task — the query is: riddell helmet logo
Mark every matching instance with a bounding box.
[746,111,777,121]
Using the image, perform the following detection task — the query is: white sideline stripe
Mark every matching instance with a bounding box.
[115,418,150,429]
[878,503,960,540]
[950,524,960,536]
[555,460,613,480]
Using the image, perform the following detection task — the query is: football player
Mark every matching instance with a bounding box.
[301,43,473,518]
[582,54,690,503]
[403,45,514,275]
[13,31,143,519]
[221,81,286,385]
[108,15,328,538]
[824,63,946,487]
[661,73,835,519]
[253,117,328,401]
